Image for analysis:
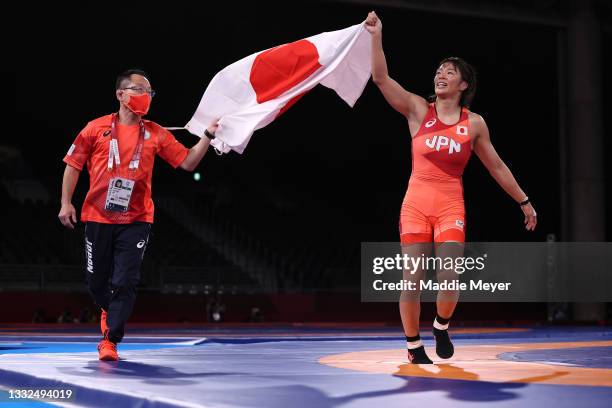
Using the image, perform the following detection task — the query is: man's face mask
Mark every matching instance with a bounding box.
[124,92,152,116]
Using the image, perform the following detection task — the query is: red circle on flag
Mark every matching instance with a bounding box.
[250,39,321,104]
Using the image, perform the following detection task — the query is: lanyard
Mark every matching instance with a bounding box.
[107,113,145,173]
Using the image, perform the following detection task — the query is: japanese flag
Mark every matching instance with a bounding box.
[184,22,371,154]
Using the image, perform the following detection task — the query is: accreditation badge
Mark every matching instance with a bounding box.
[104,177,135,212]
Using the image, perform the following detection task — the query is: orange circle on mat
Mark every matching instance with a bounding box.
[319,341,612,387]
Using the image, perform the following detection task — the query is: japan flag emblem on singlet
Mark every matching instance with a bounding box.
[456,125,468,136]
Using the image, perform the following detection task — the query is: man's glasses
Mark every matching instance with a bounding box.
[122,86,156,97]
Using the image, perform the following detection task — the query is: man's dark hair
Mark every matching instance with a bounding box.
[115,69,150,90]
[428,57,477,107]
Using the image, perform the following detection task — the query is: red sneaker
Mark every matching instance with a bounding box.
[100,309,108,336]
[98,339,118,361]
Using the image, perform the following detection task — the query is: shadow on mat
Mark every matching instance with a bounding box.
[58,360,243,386]
[385,363,569,402]
[190,378,525,408]
[200,364,569,407]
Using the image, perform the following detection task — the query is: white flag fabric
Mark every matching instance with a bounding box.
[184,22,371,154]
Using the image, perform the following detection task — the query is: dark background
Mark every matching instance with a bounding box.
[5,0,611,323]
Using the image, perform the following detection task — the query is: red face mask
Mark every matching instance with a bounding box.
[125,92,152,116]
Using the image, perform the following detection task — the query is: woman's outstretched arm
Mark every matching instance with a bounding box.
[472,114,537,231]
[366,11,428,123]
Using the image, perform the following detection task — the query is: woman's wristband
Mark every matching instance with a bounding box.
[519,197,530,206]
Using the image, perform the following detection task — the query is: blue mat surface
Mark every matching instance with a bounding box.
[0,326,610,408]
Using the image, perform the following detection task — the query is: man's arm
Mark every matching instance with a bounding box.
[179,122,219,172]
[58,164,80,229]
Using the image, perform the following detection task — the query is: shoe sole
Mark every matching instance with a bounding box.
[99,354,118,361]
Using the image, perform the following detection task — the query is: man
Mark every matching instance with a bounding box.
[58,69,217,361]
